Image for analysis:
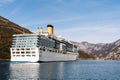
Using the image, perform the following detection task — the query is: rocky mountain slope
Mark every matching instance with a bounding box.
[73,41,114,56]
[104,39,120,60]
[0,16,32,59]
[73,39,120,60]
[77,50,96,60]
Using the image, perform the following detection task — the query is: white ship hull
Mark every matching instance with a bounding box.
[11,53,78,62]
[10,48,78,62]
[39,52,78,62]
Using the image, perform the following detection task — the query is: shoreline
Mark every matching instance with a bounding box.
[0,59,10,61]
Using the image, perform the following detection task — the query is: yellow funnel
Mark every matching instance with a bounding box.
[47,25,54,35]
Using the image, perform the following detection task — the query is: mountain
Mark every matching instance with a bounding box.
[73,39,120,60]
[104,39,120,60]
[77,50,96,60]
[0,16,32,59]
[73,41,114,56]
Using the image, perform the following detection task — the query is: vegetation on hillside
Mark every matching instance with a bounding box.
[78,50,96,60]
[0,16,32,59]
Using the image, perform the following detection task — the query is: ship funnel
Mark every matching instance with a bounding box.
[47,25,54,35]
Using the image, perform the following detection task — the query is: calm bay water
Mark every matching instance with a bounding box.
[0,60,120,80]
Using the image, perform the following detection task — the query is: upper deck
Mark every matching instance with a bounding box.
[11,34,39,48]
[11,32,78,53]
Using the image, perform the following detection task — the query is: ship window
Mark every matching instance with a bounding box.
[16,48,19,50]
[16,55,20,57]
[49,50,52,52]
[43,48,46,51]
[21,55,25,57]
[21,52,25,54]
[31,48,35,50]
[32,55,36,57]
[55,50,57,53]
[26,52,30,54]
[26,48,30,50]
[21,48,24,50]
[13,55,15,57]
[32,52,35,54]
[13,52,15,54]
[16,52,20,54]
[26,55,31,57]
[40,48,42,50]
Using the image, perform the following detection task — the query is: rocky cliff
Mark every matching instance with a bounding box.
[0,16,32,59]
[73,41,114,56]
[104,39,120,60]
[73,39,120,60]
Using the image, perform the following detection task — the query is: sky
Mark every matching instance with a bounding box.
[0,0,120,43]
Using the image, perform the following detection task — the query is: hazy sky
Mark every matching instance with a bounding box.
[0,0,120,43]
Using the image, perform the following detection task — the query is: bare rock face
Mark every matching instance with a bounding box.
[104,40,120,60]
[0,16,32,59]
[73,41,114,56]
[72,39,120,60]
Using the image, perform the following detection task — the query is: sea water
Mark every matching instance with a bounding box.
[0,60,120,80]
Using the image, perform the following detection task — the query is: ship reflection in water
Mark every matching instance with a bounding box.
[8,62,66,80]
[1,61,120,80]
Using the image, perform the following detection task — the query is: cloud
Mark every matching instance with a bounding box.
[55,24,120,42]
[0,0,15,7]
[56,25,120,34]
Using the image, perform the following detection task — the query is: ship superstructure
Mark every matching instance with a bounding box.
[10,25,78,62]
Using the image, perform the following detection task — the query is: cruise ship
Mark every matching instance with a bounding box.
[10,25,78,62]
